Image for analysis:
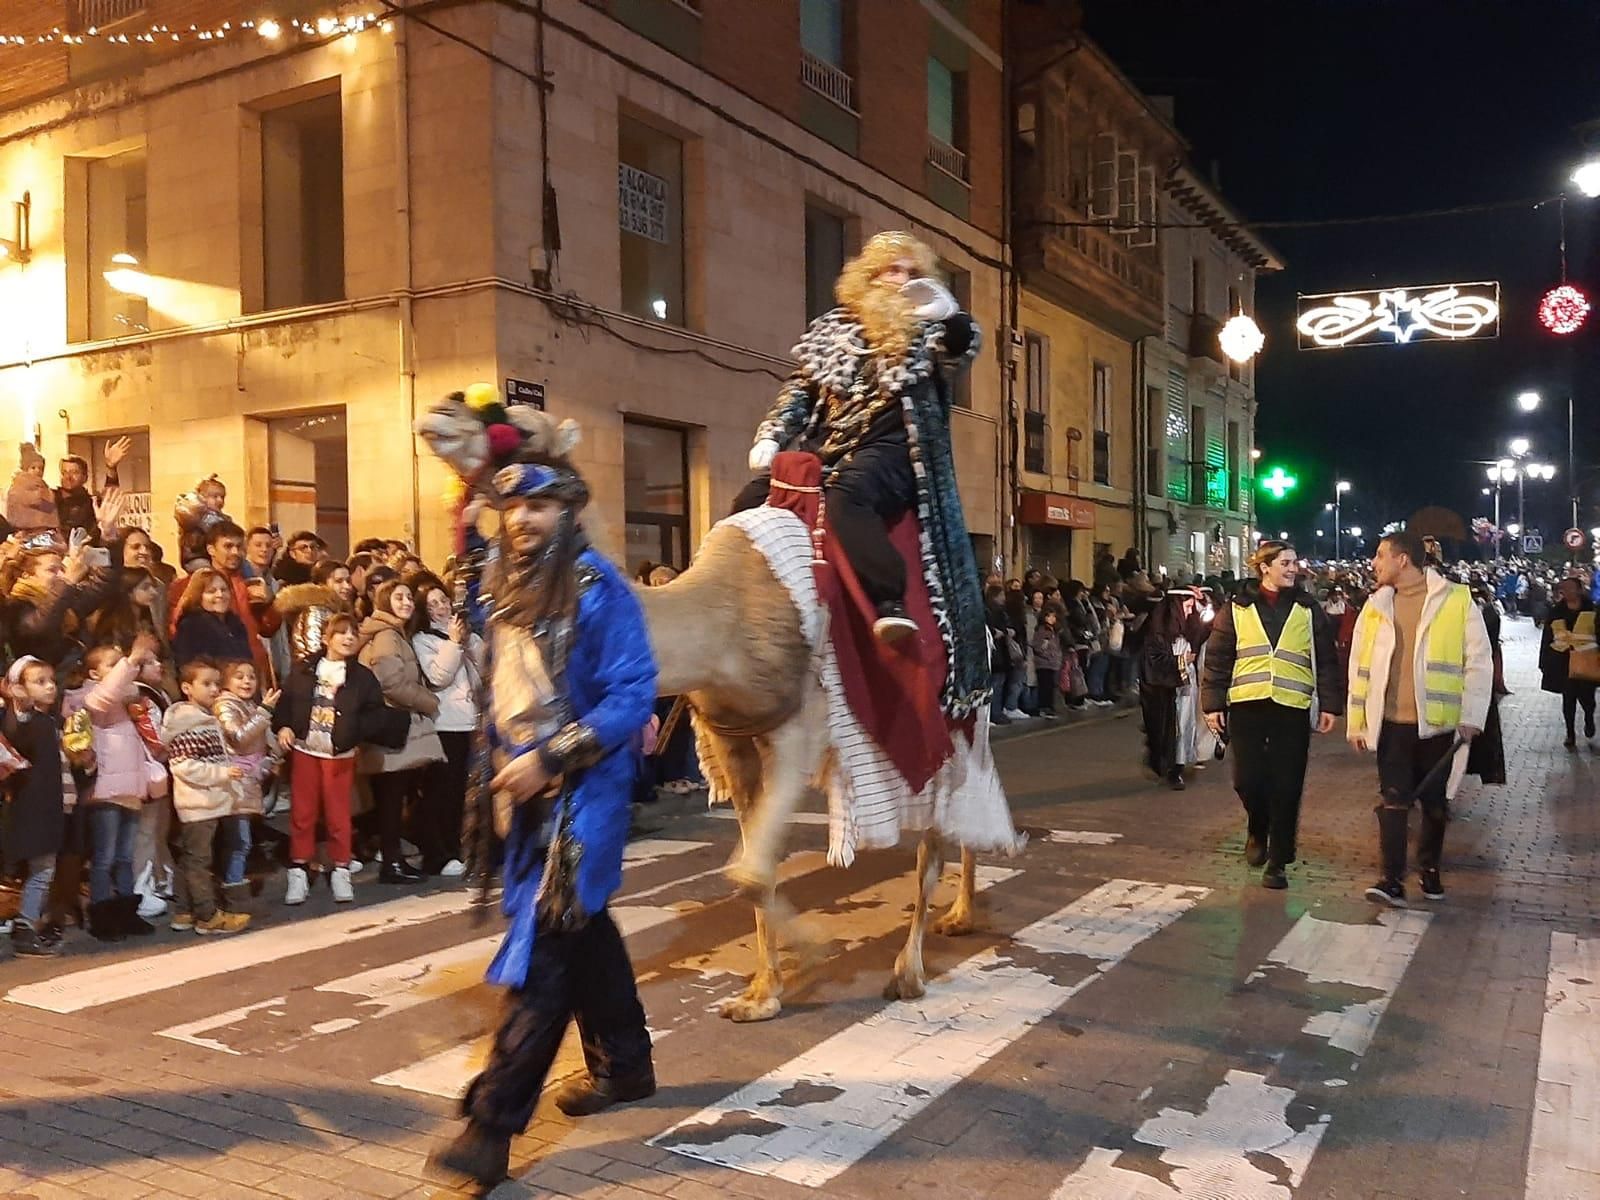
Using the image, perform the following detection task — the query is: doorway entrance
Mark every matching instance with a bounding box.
[265,408,349,558]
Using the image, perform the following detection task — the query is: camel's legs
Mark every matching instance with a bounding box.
[724,680,828,897]
[885,831,945,1001]
[932,847,978,937]
[716,893,785,1022]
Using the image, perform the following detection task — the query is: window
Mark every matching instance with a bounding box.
[1190,403,1205,501]
[1023,332,1048,474]
[83,146,147,340]
[804,204,847,322]
[927,58,968,180]
[260,93,345,311]
[800,0,854,109]
[619,115,686,325]
[1092,361,1112,485]
[624,420,691,572]
[1145,385,1164,497]
[67,430,150,530]
[943,263,972,408]
[1190,256,1205,315]
[68,0,145,30]
[1227,419,1241,511]
[801,0,845,67]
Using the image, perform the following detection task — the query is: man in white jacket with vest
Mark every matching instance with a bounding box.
[1347,530,1492,906]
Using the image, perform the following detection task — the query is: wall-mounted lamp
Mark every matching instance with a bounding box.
[0,191,31,266]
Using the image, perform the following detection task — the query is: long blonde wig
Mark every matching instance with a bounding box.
[835,231,940,362]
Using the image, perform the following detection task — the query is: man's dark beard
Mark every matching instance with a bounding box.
[492,506,590,631]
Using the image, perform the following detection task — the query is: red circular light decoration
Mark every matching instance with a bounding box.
[1538,284,1590,335]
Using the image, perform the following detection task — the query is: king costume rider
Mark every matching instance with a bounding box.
[426,398,659,1190]
[736,230,992,718]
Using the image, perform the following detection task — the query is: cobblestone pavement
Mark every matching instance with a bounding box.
[0,618,1595,1200]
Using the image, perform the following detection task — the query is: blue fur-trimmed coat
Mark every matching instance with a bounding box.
[472,546,658,990]
[755,308,991,716]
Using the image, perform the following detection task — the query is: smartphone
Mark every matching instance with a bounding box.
[85,546,111,568]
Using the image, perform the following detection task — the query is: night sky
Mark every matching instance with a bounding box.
[1082,0,1600,551]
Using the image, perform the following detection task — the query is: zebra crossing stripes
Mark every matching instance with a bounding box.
[368,856,1022,1100]
[1526,933,1600,1199]
[650,879,1209,1188]
[2,838,710,1018]
[1048,909,1431,1199]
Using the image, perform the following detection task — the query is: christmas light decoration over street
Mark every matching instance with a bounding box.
[1296,282,1500,348]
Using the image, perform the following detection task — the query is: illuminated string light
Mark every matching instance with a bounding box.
[1538,284,1590,335]
[0,12,390,47]
[1296,283,1500,348]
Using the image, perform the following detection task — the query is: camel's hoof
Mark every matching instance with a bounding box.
[882,971,926,1002]
[724,859,776,899]
[932,910,975,938]
[717,993,782,1023]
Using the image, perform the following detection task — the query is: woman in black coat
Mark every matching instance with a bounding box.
[1540,579,1597,748]
[172,569,253,668]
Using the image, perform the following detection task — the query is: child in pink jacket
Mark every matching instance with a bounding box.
[70,635,164,941]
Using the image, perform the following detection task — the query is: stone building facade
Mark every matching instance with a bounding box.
[0,0,1005,566]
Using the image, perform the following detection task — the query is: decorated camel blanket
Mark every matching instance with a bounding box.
[694,504,1019,867]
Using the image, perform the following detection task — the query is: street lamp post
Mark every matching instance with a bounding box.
[1332,479,1352,560]
[1516,391,1579,530]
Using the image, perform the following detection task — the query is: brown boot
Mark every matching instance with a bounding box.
[553,1071,657,1118]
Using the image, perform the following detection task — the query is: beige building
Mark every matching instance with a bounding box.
[1009,23,1182,583]
[1141,162,1281,581]
[0,0,1006,568]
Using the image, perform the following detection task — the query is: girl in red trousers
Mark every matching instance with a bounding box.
[272,612,404,904]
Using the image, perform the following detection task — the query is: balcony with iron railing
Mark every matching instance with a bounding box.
[801,51,855,113]
[927,136,969,184]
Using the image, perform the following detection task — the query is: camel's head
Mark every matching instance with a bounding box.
[415,384,580,488]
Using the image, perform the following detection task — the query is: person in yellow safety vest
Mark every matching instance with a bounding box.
[1347,531,1493,907]
[1201,541,1344,890]
[1539,576,1597,748]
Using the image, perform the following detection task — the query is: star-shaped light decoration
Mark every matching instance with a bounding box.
[1378,290,1425,343]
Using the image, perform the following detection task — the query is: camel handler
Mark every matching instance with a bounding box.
[1347,530,1492,907]
[732,231,992,718]
[424,392,659,1190]
[1201,540,1344,890]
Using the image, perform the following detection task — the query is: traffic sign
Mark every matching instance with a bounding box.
[1564,527,1587,551]
[1522,533,1544,554]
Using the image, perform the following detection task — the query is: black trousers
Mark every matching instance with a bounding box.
[463,909,653,1136]
[1562,682,1597,738]
[370,769,418,864]
[732,440,916,609]
[1229,700,1311,866]
[1375,721,1454,879]
[416,731,470,870]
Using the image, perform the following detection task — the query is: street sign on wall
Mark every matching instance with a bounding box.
[1522,533,1544,554]
[504,379,545,409]
[1296,281,1500,349]
[1564,527,1586,551]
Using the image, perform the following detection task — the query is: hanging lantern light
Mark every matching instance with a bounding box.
[1538,284,1590,335]
[1218,313,1266,362]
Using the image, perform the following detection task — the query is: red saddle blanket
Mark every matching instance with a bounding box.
[766,452,954,792]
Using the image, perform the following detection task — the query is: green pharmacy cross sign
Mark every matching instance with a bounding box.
[1259,467,1298,501]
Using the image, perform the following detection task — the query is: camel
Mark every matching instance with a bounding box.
[635,519,982,1022]
[415,394,986,1024]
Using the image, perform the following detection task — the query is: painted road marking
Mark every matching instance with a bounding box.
[1044,830,1123,845]
[1049,909,1431,1199]
[1526,933,1600,1200]
[651,878,1208,1188]
[6,839,708,1017]
[370,855,1021,1100]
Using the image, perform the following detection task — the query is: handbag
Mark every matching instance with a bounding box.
[1570,647,1600,683]
[1005,631,1025,667]
[1107,618,1126,654]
